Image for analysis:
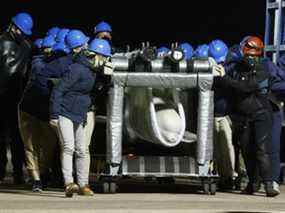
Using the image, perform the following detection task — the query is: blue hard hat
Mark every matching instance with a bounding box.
[179,42,194,60]
[34,38,43,49]
[208,40,228,63]
[194,44,209,58]
[94,21,112,34]
[12,12,33,35]
[53,42,70,54]
[88,38,112,57]
[55,28,70,42]
[157,46,170,57]
[42,35,56,48]
[47,27,60,37]
[66,30,90,49]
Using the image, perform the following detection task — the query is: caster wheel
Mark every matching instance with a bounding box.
[102,182,109,193]
[203,182,210,195]
[157,177,163,184]
[210,183,216,195]
[109,182,117,193]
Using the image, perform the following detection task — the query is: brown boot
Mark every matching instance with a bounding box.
[78,185,94,196]
[65,183,79,198]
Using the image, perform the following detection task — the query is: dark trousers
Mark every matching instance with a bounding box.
[0,123,25,180]
[239,110,273,184]
[271,110,283,182]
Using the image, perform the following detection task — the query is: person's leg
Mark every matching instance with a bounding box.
[271,110,282,183]
[219,117,236,177]
[39,120,59,187]
[0,134,7,181]
[75,121,94,196]
[18,111,41,182]
[74,122,86,187]
[83,111,95,185]
[254,112,272,183]
[213,117,221,174]
[254,111,279,197]
[239,120,258,193]
[58,116,75,186]
[216,116,236,189]
[9,122,25,184]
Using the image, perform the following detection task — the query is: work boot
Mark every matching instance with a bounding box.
[241,182,261,195]
[65,183,79,198]
[32,180,43,193]
[265,181,280,197]
[78,185,94,196]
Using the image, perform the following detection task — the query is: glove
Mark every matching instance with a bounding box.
[103,61,114,75]
[213,64,225,77]
[49,119,58,129]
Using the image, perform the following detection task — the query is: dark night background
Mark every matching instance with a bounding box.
[0,1,266,49]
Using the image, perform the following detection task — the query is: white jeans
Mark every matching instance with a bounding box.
[58,116,87,187]
[83,111,96,184]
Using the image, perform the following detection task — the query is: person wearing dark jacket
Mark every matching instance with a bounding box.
[214,36,279,197]
[50,31,112,197]
[209,39,237,190]
[226,43,285,193]
[18,34,72,192]
[0,12,33,184]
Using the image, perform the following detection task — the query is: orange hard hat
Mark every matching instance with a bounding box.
[241,36,264,57]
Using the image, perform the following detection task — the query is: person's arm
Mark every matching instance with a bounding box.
[266,59,285,80]
[214,75,259,94]
[49,65,81,120]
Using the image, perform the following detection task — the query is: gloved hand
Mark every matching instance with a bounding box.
[103,61,114,75]
[213,64,225,77]
[49,119,58,129]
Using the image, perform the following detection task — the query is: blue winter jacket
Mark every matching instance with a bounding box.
[267,55,285,97]
[19,54,73,121]
[50,54,96,124]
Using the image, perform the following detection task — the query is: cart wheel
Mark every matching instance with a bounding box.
[109,182,117,193]
[102,182,109,193]
[157,177,163,184]
[203,182,210,195]
[210,183,216,195]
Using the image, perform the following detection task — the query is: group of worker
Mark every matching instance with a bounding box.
[0,12,284,198]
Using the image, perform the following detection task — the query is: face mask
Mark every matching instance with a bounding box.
[244,55,260,67]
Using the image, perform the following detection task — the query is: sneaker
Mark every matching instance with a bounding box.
[78,185,94,196]
[65,183,79,198]
[32,180,43,193]
[265,181,280,197]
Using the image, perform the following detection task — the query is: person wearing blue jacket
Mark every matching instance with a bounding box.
[50,29,111,197]
[263,54,285,191]
[18,35,59,192]
[19,32,74,192]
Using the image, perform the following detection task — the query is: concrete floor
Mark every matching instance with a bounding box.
[0,182,285,213]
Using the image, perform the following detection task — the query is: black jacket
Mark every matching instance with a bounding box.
[214,60,272,116]
[0,31,32,120]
